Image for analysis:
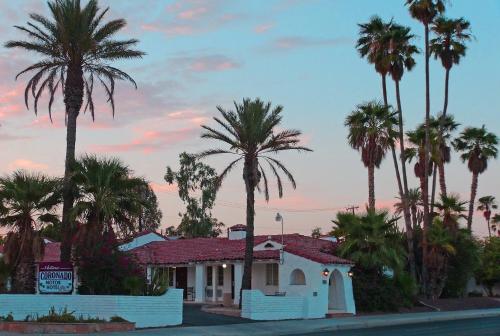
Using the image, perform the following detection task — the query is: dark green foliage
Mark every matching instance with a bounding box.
[165,152,223,238]
[332,210,416,311]
[476,237,500,296]
[77,230,145,295]
[351,268,415,312]
[442,231,480,298]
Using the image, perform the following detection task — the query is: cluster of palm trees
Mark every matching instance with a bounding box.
[348,0,498,296]
[0,156,157,293]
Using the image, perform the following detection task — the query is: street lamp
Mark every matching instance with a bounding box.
[275,213,284,264]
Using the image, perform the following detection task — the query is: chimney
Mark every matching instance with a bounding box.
[228,224,247,240]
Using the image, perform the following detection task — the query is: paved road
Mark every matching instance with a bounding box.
[302,316,500,336]
[183,304,254,326]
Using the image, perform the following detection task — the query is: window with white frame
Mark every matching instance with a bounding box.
[265,263,279,286]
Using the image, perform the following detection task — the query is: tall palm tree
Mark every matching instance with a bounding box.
[72,155,146,252]
[429,17,471,209]
[0,171,60,293]
[386,22,419,278]
[345,101,398,210]
[430,17,471,118]
[356,17,411,232]
[477,196,498,238]
[198,98,311,303]
[406,0,446,289]
[5,0,145,262]
[453,126,498,231]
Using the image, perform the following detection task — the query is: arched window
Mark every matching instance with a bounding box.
[290,269,306,285]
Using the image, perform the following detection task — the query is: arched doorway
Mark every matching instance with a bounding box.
[328,269,346,311]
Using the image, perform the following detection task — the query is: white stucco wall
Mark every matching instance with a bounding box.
[278,252,356,318]
[241,290,306,320]
[119,233,166,252]
[0,289,183,328]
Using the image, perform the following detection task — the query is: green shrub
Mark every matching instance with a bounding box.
[0,313,14,322]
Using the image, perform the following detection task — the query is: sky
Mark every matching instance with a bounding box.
[0,0,499,238]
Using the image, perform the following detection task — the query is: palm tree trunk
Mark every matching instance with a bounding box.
[368,163,375,211]
[394,79,416,280]
[432,68,451,214]
[437,161,447,198]
[60,66,84,263]
[443,68,450,117]
[430,165,437,214]
[240,158,256,308]
[422,23,431,296]
[467,172,479,231]
[487,218,492,238]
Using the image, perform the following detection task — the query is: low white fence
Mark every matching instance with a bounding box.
[241,290,307,320]
[0,289,183,328]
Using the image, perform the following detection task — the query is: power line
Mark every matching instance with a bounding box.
[345,205,359,215]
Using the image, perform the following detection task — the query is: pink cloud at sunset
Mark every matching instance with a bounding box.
[90,127,200,154]
[7,159,48,171]
[170,54,241,73]
[254,23,274,34]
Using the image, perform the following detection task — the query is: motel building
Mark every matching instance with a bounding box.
[121,224,357,319]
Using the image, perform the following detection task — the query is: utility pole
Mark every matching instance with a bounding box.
[346,205,359,215]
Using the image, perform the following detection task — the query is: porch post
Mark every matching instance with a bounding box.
[212,265,217,302]
[233,263,243,305]
[195,264,205,303]
[343,268,356,314]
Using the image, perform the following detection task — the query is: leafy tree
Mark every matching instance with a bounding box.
[311,227,323,239]
[476,237,500,296]
[165,152,223,238]
[453,126,498,230]
[135,184,162,233]
[477,196,498,238]
[39,221,63,242]
[0,171,60,293]
[198,98,311,302]
[5,0,145,262]
[442,230,480,298]
[345,101,398,210]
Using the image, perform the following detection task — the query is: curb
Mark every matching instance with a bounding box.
[314,309,500,333]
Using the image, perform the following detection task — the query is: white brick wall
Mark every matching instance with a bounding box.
[241,290,306,320]
[0,289,183,328]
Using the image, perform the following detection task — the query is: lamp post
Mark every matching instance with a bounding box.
[275,213,284,264]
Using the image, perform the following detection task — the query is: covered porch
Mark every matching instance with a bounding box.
[148,260,280,306]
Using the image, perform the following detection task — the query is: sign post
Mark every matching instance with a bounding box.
[38,262,74,294]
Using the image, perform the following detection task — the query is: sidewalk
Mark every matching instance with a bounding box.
[126,308,500,336]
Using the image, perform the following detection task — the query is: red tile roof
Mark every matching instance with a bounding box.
[230,224,247,231]
[130,234,352,265]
